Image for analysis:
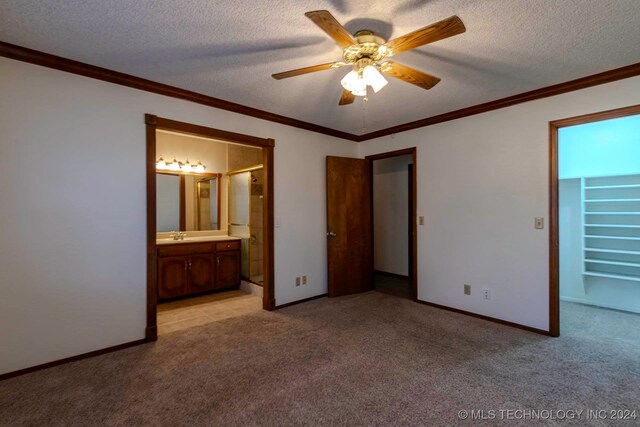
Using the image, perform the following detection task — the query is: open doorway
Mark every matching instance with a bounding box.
[145,115,275,341]
[367,148,417,300]
[550,105,640,338]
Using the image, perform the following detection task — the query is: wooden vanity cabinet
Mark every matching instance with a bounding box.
[157,240,240,300]
[216,251,241,289]
[158,256,190,300]
[188,253,216,294]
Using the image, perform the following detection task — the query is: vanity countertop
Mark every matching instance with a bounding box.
[156,235,242,245]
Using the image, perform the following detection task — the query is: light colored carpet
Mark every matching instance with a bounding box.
[1,293,638,426]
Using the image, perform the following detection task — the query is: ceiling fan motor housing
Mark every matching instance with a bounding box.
[343,30,389,64]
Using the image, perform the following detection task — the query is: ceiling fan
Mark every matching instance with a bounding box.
[272,10,466,106]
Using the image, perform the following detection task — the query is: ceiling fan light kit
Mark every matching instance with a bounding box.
[272,10,466,106]
[340,59,388,96]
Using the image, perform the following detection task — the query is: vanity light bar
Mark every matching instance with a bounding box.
[156,156,206,173]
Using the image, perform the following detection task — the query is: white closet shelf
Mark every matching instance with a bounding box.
[584,184,640,189]
[585,235,640,240]
[585,224,640,228]
[582,175,640,283]
[585,212,640,215]
[584,248,640,255]
[585,259,640,267]
[583,272,640,282]
[585,198,640,202]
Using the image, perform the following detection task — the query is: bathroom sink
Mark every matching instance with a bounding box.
[156,235,241,245]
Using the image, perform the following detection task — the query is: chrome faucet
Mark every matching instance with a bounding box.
[171,231,187,241]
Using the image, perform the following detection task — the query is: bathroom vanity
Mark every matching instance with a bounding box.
[157,237,241,300]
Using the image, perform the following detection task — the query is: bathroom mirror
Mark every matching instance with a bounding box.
[156,172,221,232]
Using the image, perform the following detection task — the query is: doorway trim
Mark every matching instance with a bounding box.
[549,104,640,337]
[365,147,418,301]
[145,114,276,341]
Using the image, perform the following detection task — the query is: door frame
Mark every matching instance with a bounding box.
[145,114,275,342]
[366,147,418,301]
[549,104,640,337]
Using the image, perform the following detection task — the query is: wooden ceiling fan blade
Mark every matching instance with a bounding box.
[272,62,344,80]
[384,16,465,55]
[339,89,355,106]
[381,62,441,90]
[305,10,356,48]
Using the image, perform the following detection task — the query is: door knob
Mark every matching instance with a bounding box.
[327,232,337,237]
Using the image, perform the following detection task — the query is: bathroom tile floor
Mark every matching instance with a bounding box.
[157,289,262,335]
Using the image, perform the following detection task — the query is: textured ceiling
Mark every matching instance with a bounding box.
[1,0,639,134]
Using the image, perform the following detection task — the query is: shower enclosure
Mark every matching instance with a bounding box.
[228,166,264,285]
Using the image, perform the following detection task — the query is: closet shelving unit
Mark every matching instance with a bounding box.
[582,174,640,282]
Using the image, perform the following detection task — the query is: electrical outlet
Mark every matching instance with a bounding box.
[464,284,471,295]
[482,288,491,300]
[302,275,307,285]
[295,277,301,286]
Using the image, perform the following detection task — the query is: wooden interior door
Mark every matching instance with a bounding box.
[326,156,373,297]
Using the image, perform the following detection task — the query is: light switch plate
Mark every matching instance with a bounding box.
[419,216,425,226]
[535,217,544,229]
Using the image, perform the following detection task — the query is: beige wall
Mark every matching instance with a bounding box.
[0,57,357,375]
[227,144,262,172]
[359,75,640,332]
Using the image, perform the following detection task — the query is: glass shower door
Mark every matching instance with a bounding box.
[228,167,264,285]
[228,172,250,279]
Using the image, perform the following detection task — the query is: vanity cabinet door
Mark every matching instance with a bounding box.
[216,251,240,289]
[189,254,215,294]
[158,256,188,299]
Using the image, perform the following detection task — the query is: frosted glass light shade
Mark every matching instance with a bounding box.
[362,65,388,93]
[341,70,367,96]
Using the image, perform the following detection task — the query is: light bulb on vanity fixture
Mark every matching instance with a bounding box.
[181,160,193,173]
[167,158,181,171]
[194,161,206,173]
[156,156,168,170]
[156,156,206,173]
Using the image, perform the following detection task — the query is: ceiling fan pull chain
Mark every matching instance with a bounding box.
[361,93,367,133]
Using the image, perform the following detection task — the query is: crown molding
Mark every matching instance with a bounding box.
[1,41,639,143]
[358,62,640,141]
[0,41,360,142]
